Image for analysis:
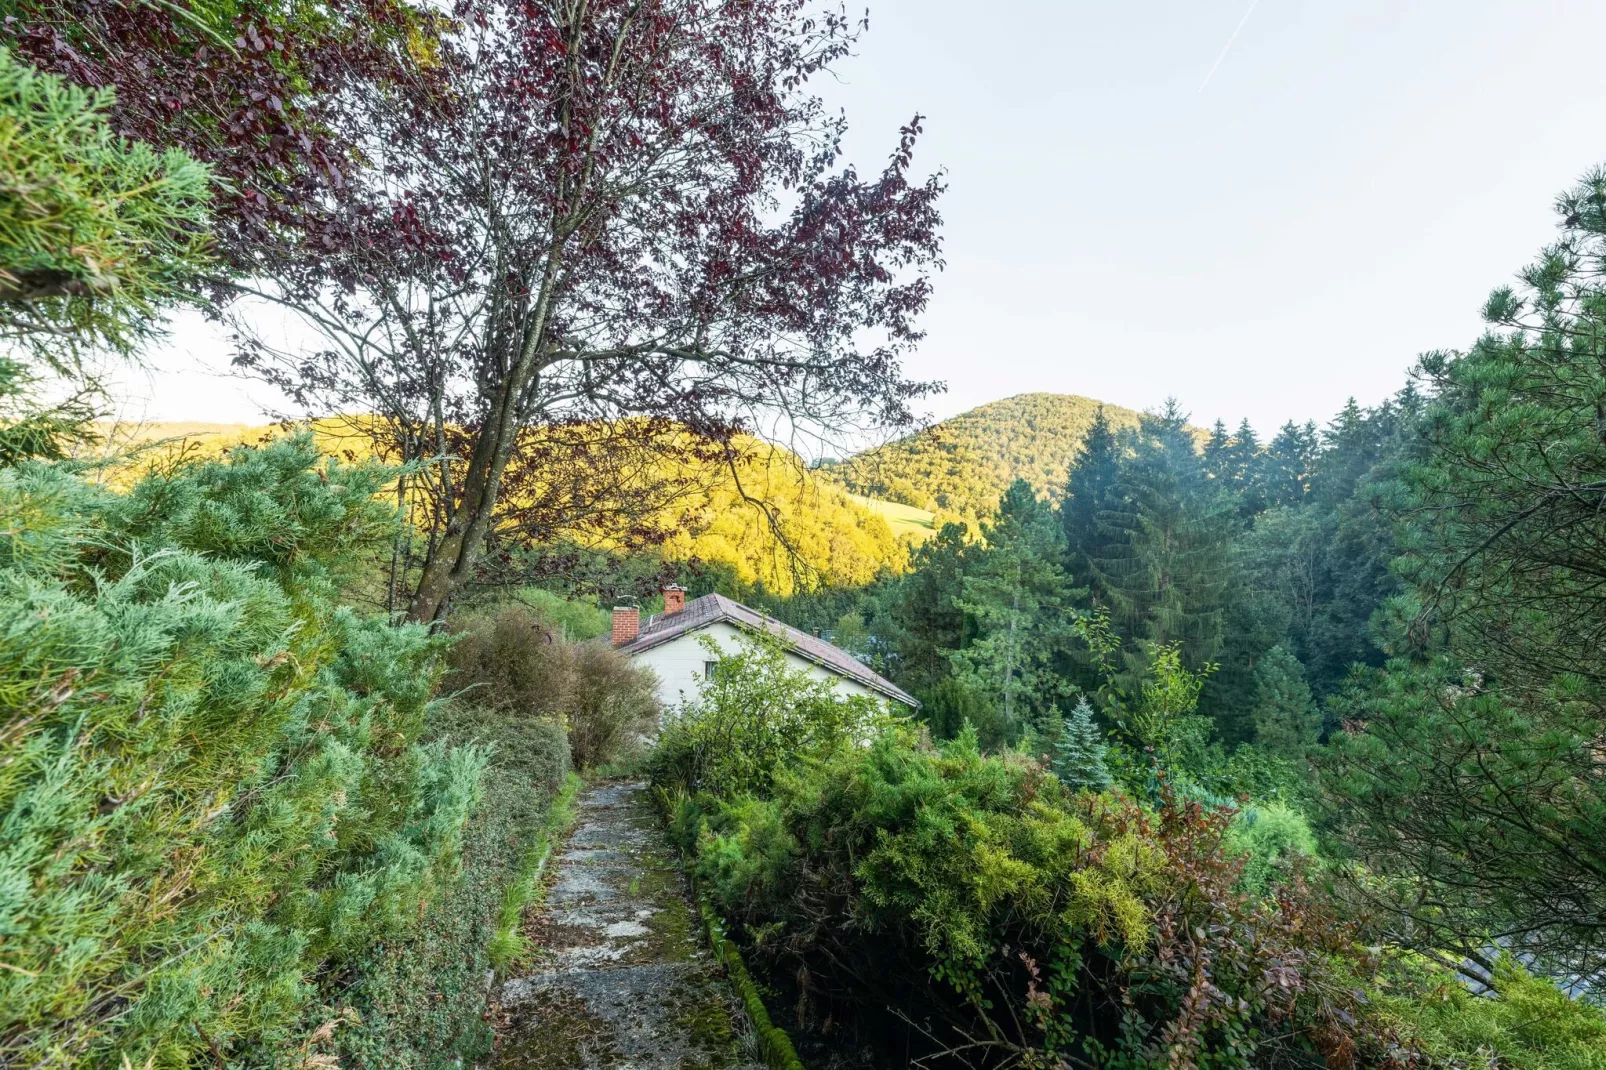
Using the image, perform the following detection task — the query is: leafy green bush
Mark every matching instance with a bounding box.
[446,604,659,770]
[660,720,1396,1068]
[1223,801,1317,895]
[0,435,488,1068]
[1381,957,1606,1070]
[650,631,896,797]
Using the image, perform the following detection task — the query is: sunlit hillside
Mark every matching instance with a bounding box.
[93,421,911,595]
[848,492,936,541]
[832,393,1149,527]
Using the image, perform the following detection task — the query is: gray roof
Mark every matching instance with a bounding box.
[616,593,920,708]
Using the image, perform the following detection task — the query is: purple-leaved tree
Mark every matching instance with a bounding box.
[229,0,946,622]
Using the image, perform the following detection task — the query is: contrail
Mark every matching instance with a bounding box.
[1198,0,1262,93]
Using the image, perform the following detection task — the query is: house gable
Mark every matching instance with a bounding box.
[614,593,918,709]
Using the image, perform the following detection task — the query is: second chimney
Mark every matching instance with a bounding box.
[663,584,687,615]
[611,606,640,646]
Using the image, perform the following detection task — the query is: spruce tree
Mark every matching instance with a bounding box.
[1203,418,1232,483]
[1250,644,1320,756]
[1264,420,1319,507]
[1054,695,1112,791]
[1091,405,1235,677]
[1225,417,1265,515]
[1061,404,1121,595]
[950,480,1081,728]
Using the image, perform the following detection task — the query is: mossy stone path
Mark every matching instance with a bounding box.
[491,781,762,1070]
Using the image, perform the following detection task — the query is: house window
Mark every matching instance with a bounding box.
[704,659,720,679]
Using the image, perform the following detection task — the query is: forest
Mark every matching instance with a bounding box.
[3,0,1606,1067]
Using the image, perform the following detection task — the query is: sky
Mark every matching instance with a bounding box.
[120,0,1606,437]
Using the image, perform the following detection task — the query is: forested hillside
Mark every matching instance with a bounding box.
[829,392,1148,525]
[99,421,907,597]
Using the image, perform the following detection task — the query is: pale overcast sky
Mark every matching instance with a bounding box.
[121,0,1606,436]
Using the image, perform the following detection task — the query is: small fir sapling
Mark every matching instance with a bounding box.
[1054,695,1112,792]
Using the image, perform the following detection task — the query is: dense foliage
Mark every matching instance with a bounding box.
[655,646,1401,1067]
[0,48,209,360]
[734,167,1606,1061]
[446,603,660,771]
[1318,167,1606,983]
[333,703,573,1068]
[0,435,490,1066]
[654,629,1606,1069]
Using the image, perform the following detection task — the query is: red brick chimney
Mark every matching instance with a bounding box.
[663,584,686,615]
[611,606,640,646]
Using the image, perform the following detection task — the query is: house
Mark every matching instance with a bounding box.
[611,586,919,710]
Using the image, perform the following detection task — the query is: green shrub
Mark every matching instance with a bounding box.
[659,718,1405,1067]
[565,638,658,770]
[0,435,487,1068]
[447,604,659,770]
[662,707,1606,1069]
[0,47,211,363]
[1382,957,1606,1070]
[650,631,897,797]
[334,699,575,1068]
[1223,801,1317,895]
[447,606,570,719]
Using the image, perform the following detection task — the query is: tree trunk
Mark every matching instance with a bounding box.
[406,252,563,623]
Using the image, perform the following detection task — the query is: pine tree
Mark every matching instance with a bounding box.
[1319,167,1606,976]
[1054,695,1112,791]
[1250,645,1319,756]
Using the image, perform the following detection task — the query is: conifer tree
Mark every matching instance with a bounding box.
[1264,420,1320,507]
[1322,168,1606,974]
[1061,404,1121,594]
[0,48,211,367]
[1054,695,1112,791]
[1203,418,1232,483]
[1225,417,1265,515]
[1092,404,1235,676]
[1249,645,1320,756]
[882,520,971,694]
[950,480,1080,727]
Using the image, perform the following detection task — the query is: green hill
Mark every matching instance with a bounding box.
[834,393,1148,524]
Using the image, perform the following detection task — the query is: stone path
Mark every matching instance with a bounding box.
[491,781,762,1070]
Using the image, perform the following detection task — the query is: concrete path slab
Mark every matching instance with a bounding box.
[491,781,762,1070]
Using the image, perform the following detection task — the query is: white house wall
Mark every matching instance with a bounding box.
[627,620,882,711]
